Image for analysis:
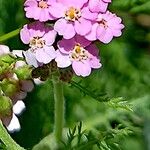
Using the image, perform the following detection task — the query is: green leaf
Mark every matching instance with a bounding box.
[130,1,150,14]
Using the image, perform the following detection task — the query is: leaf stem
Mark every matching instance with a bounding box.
[0,28,21,42]
[0,120,25,150]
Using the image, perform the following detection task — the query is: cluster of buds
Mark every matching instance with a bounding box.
[20,0,124,78]
[0,45,34,132]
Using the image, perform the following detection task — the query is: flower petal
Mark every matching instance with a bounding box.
[55,50,72,68]
[75,18,92,36]
[54,19,75,39]
[23,50,39,68]
[72,61,91,77]
[58,38,75,54]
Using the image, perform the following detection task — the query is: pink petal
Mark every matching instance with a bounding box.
[75,18,92,36]
[54,19,75,39]
[43,30,57,46]
[55,50,72,68]
[20,25,31,44]
[89,56,102,69]
[75,35,91,48]
[72,61,91,77]
[86,44,99,56]
[85,23,98,41]
[82,7,98,21]
[97,27,113,43]
[49,3,66,18]
[38,9,51,22]
[24,0,37,7]
[35,46,56,64]
[44,46,56,59]
[58,38,75,54]
[89,0,108,13]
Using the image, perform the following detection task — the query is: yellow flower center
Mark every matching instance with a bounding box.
[70,44,89,61]
[65,7,81,21]
[38,0,48,9]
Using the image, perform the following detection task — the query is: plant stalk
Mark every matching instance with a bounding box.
[0,120,25,150]
[52,77,64,142]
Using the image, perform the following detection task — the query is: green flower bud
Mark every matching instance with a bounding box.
[0,96,12,118]
[0,79,19,97]
[0,54,15,65]
[15,66,32,80]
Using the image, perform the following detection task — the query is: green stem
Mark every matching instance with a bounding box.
[0,28,21,42]
[52,77,64,142]
[0,120,25,150]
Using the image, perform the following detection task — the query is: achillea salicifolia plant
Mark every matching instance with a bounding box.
[0,0,124,149]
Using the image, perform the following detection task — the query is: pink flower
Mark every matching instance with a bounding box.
[50,0,98,39]
[89,0,111,13]
[85,11,125,43]
[20,22,57,67]
[55,35,102,77]
[24,0,56,22]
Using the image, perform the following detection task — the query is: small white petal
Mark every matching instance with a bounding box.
[34,79,44,85]
[13,101,26,115]
[7,114,21,133]
[12,50,23,58]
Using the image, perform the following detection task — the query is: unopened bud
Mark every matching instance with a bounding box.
[0,96,12,118]
[1,79,19,97]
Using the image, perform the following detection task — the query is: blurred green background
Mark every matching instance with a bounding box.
[0,0,150,149]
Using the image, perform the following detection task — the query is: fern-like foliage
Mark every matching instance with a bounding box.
[70,80,132,112]
[62,122,133,150]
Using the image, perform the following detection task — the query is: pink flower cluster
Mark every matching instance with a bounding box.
[21,0,124,77]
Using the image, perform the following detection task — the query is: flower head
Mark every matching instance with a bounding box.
[50,0,98,39]
[55,35,101,77]
[24,0,56,22]
[85,11,125,43]
[20,22,57,67]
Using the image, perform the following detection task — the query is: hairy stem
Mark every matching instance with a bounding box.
[0,28,21,42]
[52,77,64,142]
[0,120,25,150]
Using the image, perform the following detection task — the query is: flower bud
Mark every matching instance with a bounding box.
[15,66,32,80]
[0,79,19,97]
[0,54,15,64]
[0,96,12,118]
